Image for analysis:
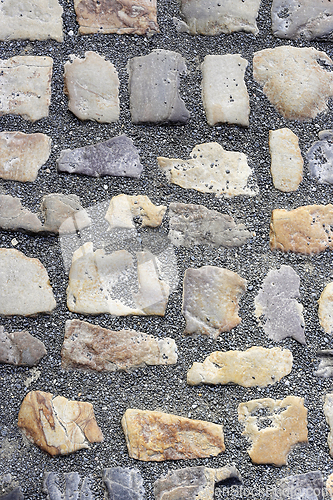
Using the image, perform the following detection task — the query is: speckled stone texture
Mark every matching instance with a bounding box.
[0,488,24,500]
[103,468,145,500]
[0,327,46,366]
[43,472,93,500]
[308,130,333,184]
[271,471,323,500]
[269,128,303,192]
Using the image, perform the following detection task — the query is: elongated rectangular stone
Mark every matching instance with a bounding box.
[0,326,46,366]
[318,283,333,334]
[269,128,303,192]
[103,468,145,500]
[324,393,333,456]
[308,130,333,184]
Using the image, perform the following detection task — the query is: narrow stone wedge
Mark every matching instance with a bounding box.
[269,128,303,192]
[318,283,333,334]
[272,472,323,500]
[103,468,145,500]
[105,194,166,229]
[43,472,93,500]
[324,393,333,456]
[0,326,46,366]
[308,130,333,184]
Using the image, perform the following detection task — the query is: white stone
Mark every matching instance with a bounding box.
[105,194,166,229]
[324,393,333,456]
[269,128,303,192]
[318,283,333,334]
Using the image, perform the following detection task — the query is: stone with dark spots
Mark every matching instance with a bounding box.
[0,488,24,500]
[315,351,333,377]
[43,472,93,500]
[0,326,46,366]
[103,468,145,500]
[307,130,333,184]
[271,471,323,500]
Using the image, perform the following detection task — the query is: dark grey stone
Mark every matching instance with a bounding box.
[103,468,145,500]
[315,350,333,377]
[0,326,47,366]
[307,130,333,184]
[43,472,93,500]
[0,488,24,500]
[271,471,323,500]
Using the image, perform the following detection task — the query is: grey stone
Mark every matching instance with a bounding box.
[0,326,46,366]
[0,488,24,500]
[43,472,93,500]
[315,351,333,377]
[324,393,333,456]
[307,130,333,184]
[57,135,143,178]
[103,468,145,500]
[127,49,190,124]
[0,195,42,233]
[271,471,323,500]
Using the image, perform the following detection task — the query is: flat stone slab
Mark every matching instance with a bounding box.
[307,130,333,184]
[327,473,333,499]
[0,488,24,500]
[0,0,63,41]
[103,468,145,500]
[57,135,143,178]
[318,283,333,334]
[254,265,305,344]
[324,393,333,456]
[105,194,166,229]
[0,56,52,122]
[201,54,250,127]
[272,472,323,500]
[18,390,103,456]
[158,142,258,198]
[0,248,56,316]
[187,346,293,387]
[64,51,120,123]
[182,266,246,339]
[0,326,46,366]
[61,319,177,371]
[122,409,225,461]
[238,396,308,466]
[253,46,333,120]
[43,472,93,500]
[270,204,333,254]
[127,49,190,124]
[269,128,303,192]
[315,351,333,377]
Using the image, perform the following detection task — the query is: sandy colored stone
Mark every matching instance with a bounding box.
[64,51,119,123]
[201,54,250,127]
[253,46,333,120]
[43,472,93,500]
[238,396,308,466]
[74,0,158,35]
[0,56,52,122]
[103,468,145,500]
[121,409,225,461]
[327,473,333,499]
[272,472,323,500]
[158,142,257,198]
[324,393,333,456]
[269,128,303,192]
[318,283,333,335]
[270,204,333,255]
[0,326,46,366]
[105,194,166,229]
[308,130,333,184]
[18,390,103,456]
[315,351,333,377]
[187,346,292,387]
[0,248,56,316]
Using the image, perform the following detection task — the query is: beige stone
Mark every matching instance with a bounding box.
[238,396,308,466]
[327,473,333,498]
[105,194,166,229]
[122,409,225,461]
[318,283,333,334]
[269,128,303,192]
[324,393,333,456]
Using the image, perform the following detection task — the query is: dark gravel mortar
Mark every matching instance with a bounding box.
[1,0,333,498]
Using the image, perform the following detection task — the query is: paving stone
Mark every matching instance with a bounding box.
[158,142,258,198]
[121,409,225,461]
[0,326,46,366]
[0,195,42,233]
[74,0,158,35]
[327,473,333,499]
[103,468,145,500]
[61,319,177,372]
[105,194,166,229]
[270,204,333,255]
[0,0,63,42]
[182,266,246,339]
[324,393,333,456]
[271,471,323,500]
[315,351,333,377]
[307,130,333,184]
[0,248,56,316]
[64,51,119,123]
[43,472,93,500]
[201,54,250,127]
[0,56,52,122]
[269,128,303,192]
[18,390,103,456]
[318,283,333,334]
[127,49,190,124]
[253,46,333,120]
[0,488,24,500]
[57,135,143,178]
[173,0,261,35]
[187,346,292,387]
[254,265,305,344]
[238,396,308,466]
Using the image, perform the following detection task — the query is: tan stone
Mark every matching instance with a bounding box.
[121,409,225,461]
[18,391,103,456]
[105,194,166,229]
[270,204,333,254]
[238,396,308,466]
[324,393,333,456]
[318,283,333,334]
[269,128,303,192]
[327,473,333,498]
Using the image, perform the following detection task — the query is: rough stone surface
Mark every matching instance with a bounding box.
[18,390,103,456]
[0,248,56,316]
[318,283,333,334]
[57,135,143,178]
[0,326,46,366]
[0,489,23,500]
[324,393,333,456]
[121,409,225,461]
[43,472,93,500]
[307,130,333,184]
[315,351,333,377]
[270,204,333,254]
[61,319,177,372]
[64,51,120,123]
[0,195,42,233]
[327,473,333,499]
[201,54,250,127]
[127,49,190,124]
[269,128,303,192]
[103,468,145,500]
[187,346,293,387]
[254,265,305,344]
[253,46,333,120]
[272,472,323,500]
[158,142,258,198]
[0,56,52,122]
[105,194,166,229]
[238,396,308,466]
[182,266,246,339]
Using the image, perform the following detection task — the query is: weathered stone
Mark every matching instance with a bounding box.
[327,473,333,499]
[272,0,333,41]
[0,248,56,316]
[254,265,305,344]
[158,142,258,198]
[324,393,333,456]
[64,52,119,123]
[0,0,63,42]
[105,194,166,229]
[307,130,333,184]
[18,390,103,456]
[270,204,333,254]
[318,283,333,334]
[173,0,261,35]
[187,347,292,387]
[43,472,93,500]
[61,319,177,372]
[154,465,242,500]
[0,195,42,233]
[238,396,308,466]
[57,135,143,178]
[201,55,250,127]
[183,266,246,339]
[0,488,23,500]
[269,128,303,192]
[315,351,333,377]
[0,326,46,366]
[0,56,52,122]
[272,472,323,500]
[253,46,333,120]
[103,468,145,500]
[127,50,190,124]
[122,409,225,461]
[0,131,51,182]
